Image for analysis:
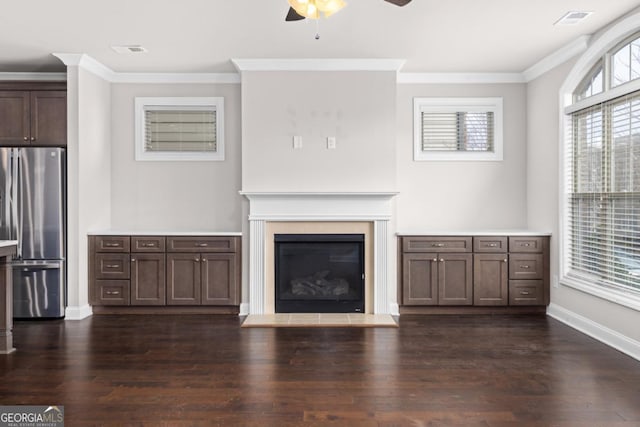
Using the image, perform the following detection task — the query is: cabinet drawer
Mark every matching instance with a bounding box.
[95,236,130,253]
[473,237,508,253]
[509,254,543,280]
[132,236,166,252]
[167,236,238,253]
[95,253,130,279]
[402,236,472,253]
[95,280,130,305]
[509,280,544,305]
[509,237,544,253]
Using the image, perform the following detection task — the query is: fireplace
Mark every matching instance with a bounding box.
[275,234,365,313]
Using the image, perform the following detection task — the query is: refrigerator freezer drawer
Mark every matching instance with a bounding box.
[13,260,65,319]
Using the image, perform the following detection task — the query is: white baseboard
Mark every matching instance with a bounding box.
[65,304,93,320]
[547,303,640,362]
[389,303,400,316]
[239,303,250,316]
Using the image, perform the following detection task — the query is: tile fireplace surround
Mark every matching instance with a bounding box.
[240,192,398,316]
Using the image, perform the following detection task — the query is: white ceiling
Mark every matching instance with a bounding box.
[1,0,640,74]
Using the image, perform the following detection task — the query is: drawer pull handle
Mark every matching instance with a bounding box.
[105,291,120,296]
[197,243,209,247]
[105,264,120,268]
[432,243,444,247]
[141,243,156,247]
[487,243,497,247]
[104,243,120,247]
[523,243,531,247]
[520,265,530,269]
[520,291,530,295]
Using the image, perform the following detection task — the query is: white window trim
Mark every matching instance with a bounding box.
[559,11,640,312]
[134,97,225,161]
[413,97,503,161]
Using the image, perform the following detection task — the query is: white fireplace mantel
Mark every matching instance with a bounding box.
[240,191,398,316]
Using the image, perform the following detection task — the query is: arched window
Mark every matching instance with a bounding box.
[563,30,640,303]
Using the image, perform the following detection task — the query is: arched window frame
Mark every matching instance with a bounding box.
[560,14,640,312]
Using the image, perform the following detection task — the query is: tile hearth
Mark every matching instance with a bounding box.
[241,313,398,328]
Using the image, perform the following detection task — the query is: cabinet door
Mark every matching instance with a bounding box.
[402,253,438,305]
[201,253,239,306]
[166,253,201,305]
[30,91,67,146]
[473,254,508,306]
[130,253,166,305]
[0,91,30,145]
[438,253,473,305]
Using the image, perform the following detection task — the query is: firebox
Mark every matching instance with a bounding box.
[274,234,365,313]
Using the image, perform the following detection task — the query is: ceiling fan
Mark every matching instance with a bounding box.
[286,0,413,21]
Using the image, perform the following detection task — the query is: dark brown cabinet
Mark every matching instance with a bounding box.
[0,85,66,147]
[401,237,472,306]
[400,234,550,311]
[89,234,240,310]
[166,237,240,306]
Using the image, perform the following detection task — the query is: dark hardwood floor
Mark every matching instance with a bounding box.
[1,314,639,426]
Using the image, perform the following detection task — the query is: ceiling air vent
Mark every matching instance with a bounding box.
[555,11,593,26]
[111,45,148,54]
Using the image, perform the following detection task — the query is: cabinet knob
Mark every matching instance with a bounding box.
[30,137,35,141]
[131,258,136,262]
[432,258,437,262]
[439,258,444,262]
[504,259,508,263]
[23,136,28,141]
[195,258,200,262]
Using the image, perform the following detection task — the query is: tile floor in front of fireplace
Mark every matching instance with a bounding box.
[241,313,398,328]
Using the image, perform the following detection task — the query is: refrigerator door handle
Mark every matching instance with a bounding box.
[12,262,61,269]
[13,149,21,258]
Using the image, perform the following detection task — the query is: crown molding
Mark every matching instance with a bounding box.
[53,53,240,84]
[231,58,406,72]
[523,35,591,82]
[398,72,525,84]
[0,72,66,81]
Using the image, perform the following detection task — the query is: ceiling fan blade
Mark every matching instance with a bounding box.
[286,7,306,21]
[384,0,412,6]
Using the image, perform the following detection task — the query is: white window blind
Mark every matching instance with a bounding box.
[567,92,640,292]
[135,97,224,161]
[421,111,495,152]
[413,97,503,161]
[144,109,217,153]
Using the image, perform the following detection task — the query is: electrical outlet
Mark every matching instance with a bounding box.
[327,136,336,149]
[293,136,302,149]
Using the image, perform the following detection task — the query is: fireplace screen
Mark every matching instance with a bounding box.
[275,234,365,313]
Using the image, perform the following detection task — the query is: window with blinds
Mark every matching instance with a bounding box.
[135,97,224,161]
[568,93,640,292]
[413,98,503,161]
[564,31,640,301]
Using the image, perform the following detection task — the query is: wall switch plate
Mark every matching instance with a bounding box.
[293,136,302,149]
[327,137,336,149]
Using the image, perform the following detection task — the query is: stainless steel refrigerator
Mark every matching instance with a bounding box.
[0,147,66,318]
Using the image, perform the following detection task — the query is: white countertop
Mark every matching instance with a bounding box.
[0,240,18,248]
[396,230,552,237]
[88,231,242,237]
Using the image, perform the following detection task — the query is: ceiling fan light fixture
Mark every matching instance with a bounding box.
[288,0,346,19]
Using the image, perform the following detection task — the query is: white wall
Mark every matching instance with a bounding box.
[110,83,242,231]
[66,66,112,316]
[240,71,397,192]
[396,83,528,232]
[527,18,640,348]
